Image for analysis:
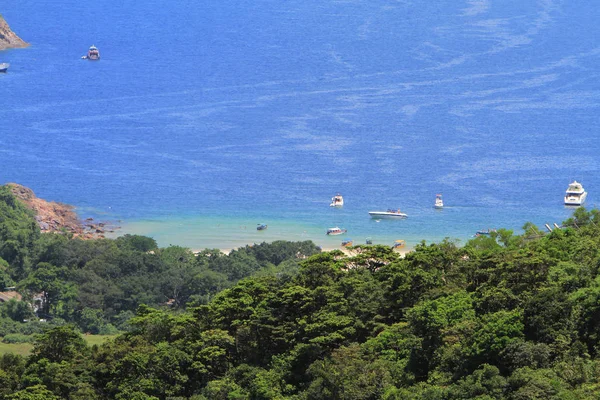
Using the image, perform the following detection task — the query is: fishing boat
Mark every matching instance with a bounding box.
[564,180,587,206]
[330,193,344,207]
[0,63,9,73]
[368,209,408,219]
[82,45,100,60]
[326,227,347,235]
[341,239,353,247]
[256,223,268,231]
[434,194,443,209]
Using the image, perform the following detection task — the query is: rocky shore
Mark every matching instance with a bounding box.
[7,183,119,239]
[0,15,28,50]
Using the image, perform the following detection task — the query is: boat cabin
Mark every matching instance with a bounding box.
[86,45,100,60]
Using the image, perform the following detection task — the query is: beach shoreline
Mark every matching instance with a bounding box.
[193,245,411,258]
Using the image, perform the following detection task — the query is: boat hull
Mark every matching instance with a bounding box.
[368,212,407,219]
[565,191,587,206]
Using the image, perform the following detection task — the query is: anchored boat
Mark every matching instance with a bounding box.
[434,194,443,209]
[0,63,9,73]
[82,45,100,60]
[368,209,408,219]
[564,180,587,206]
[326,227,347,235]
[330,193,344,207]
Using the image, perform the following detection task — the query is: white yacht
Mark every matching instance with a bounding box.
[330,193,344,207]
[434,194,443,209]
[326,227,347,235]
[564,181,587,206]
[368,209,408,219]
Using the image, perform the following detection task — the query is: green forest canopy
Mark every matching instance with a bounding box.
[2,185,600,399]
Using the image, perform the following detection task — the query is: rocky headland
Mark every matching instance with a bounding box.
[0,15,28,50]
[7,183,118,239]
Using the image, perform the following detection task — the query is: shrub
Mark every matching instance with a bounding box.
[2,333,33,343]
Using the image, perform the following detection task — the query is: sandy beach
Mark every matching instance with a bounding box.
[193,245,411,258]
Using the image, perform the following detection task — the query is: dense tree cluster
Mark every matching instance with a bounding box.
[0,185,320,335]
[2,186,600,398]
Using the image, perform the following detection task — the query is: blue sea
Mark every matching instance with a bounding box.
[1,0,599,250]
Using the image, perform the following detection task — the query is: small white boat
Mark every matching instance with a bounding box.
[368,209,408,219]
[0,63,9,73]
[326,227,347,235]
[434,194,443,209]
[330,193,344,207]
[564,180,587,206]
[82,45,100,60]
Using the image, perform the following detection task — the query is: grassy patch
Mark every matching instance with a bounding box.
[0,342,33,356]
[0,334,118,356]
[83,334,117,347]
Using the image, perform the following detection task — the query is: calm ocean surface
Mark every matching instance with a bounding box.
[1,1,599,250]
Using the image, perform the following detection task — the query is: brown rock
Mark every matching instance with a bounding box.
[5,183,111,240]
[0,16,28,51]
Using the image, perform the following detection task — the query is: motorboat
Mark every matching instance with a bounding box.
[326,227,347,235]
[0,63,9,73]
[365,237,373,245]
[368,209,407,219]
[434,194,443,209]
[564,180,587,206]
[474,229,496,237]
[330,193,344,207]
[82,45,100,60]
[256,223,267,231]
[393,240,406,249]
[341,239,353,247]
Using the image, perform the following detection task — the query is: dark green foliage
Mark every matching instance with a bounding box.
[115,234,158,252]
[29,325,87,363]
[0,299,34,322]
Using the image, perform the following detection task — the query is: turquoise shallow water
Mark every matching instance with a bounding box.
[1,1,599,250]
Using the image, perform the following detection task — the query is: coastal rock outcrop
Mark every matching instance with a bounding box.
[6,183,116,239]
[0,15,28,50]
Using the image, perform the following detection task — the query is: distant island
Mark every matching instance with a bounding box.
[0,14,28,50]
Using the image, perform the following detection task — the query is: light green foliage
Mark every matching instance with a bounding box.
[468,310,524,362]
[4,384,60,400]
[0,186,40,279]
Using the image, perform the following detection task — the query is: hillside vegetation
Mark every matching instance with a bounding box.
[1,185,600,399]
